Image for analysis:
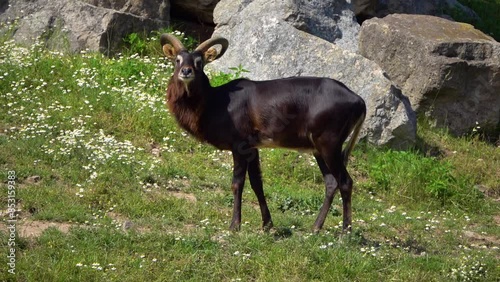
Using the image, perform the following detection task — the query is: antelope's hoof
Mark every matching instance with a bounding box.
[229,221,241,232]
[262,221,274,232]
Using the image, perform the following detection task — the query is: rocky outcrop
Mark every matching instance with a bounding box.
[213,0,360,52]
[209,0,417,148]
[170,0,479,37]
[360,14,500,135]
[0,0,168,54]
[82,0,170,21]
[283,0,360,52]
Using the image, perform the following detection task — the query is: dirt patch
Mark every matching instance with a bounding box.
[0,220,74,237]
[25,175,41,184]
[165,178,192,190]
[170,191,197,202]
[494,215,500,225]
[463,230,500,246]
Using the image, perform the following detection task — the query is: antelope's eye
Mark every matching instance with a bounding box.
[175,55,183,65]
[194,57,203,69]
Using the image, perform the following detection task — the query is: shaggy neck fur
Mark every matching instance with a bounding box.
[166,76,211,139]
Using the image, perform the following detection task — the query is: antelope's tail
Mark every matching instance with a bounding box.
[342,111,366,166]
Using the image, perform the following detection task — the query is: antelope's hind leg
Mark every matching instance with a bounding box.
[312,152,340,232]
[339,166,353,232]
[312,130,353,232]
[313,149,353,232]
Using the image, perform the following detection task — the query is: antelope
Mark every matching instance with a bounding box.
[161,33,366,232]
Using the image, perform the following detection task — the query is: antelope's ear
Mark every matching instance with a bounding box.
[162,44,177,60]
[204,47,219,63]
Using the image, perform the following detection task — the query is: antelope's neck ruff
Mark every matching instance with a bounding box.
[166,79,209,140]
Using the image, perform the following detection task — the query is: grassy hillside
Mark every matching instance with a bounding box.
[0,28,499,281]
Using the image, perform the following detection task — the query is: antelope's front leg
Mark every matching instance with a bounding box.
[229,151,248,231]
[247,149,273,230]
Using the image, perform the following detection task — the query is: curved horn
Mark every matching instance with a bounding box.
[160,33,186,52]
[195,37,229,60]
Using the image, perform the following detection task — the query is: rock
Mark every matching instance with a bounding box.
[213,0,360,52]
[283,0,360,52]
[82,0,170,21]
[0,0,167,54]
[359,14,500,136]
[170,0,220,25]
[209,0,417,148]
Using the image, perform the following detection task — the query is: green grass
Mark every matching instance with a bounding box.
[455,0,500,41]
[0,28,499,281]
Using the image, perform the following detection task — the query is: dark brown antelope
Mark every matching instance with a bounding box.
[161,33,366,232]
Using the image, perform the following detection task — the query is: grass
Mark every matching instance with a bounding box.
[0,27,499,281]
[455,0,500,41]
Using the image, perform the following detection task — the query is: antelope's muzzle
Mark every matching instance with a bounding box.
[179,66,194,82]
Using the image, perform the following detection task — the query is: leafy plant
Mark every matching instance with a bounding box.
[209,64,250,87]
[122,29,198,58]
[123,32,147,55]
[228,64,250,78]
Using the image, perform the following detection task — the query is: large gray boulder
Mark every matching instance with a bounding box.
[283,0,360,52]
[0,0,168,54]
[360,14,500,135]
[169,0,359,49]
[209,0,416,148]
[214,0,360,52]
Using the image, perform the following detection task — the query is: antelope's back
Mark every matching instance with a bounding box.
[226,77,366,150]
